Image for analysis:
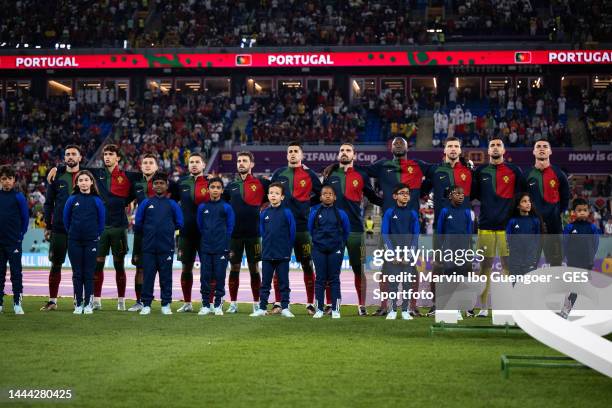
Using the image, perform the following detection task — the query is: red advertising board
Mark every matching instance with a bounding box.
[0,50,610,70]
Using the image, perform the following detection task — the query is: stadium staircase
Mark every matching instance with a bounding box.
[567,109,590,148]
[417,115,434,148]
[362,111,382,143]
[231,111,251,141]
[425,1,445,22]
[131,2,161,47]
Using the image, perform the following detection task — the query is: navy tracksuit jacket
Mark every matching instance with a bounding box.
[0,189,29,306]
[563,221,600,270]
[134,195,184,307]
[381,205,420,310]
[63,193,106,306]
[308,204,350,311]
[259,205,296,310]
[436,205,473,275]
[506,216,542,276]
[197,199,235,307]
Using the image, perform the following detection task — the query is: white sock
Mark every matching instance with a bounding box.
[94,297,101,303]
[50,298,57,303]
[231,301,237,306]
[118,297,124,303]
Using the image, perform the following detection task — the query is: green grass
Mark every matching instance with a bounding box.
[1,297,611,407]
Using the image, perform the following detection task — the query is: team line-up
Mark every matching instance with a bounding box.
[0,136,600,320]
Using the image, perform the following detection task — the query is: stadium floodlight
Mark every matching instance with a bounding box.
[67,44,71,50]
[0,42,5,47]
[123,40,128,49]
[24,44,29,48]
[35,45,41,48]
[55,43,59,49]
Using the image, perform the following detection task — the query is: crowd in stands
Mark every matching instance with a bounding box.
[375,90,420,145]
[582,84,612,146]
[444,0,541,39]
[0,87,236,219]
[568,175,612,235]
[0,0,150,48]
[432,84,574,147]
[2,0,609,48]
[246,89,365,145]
[548,0,612,44]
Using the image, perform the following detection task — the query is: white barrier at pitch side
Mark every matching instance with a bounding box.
[511,267,612,377]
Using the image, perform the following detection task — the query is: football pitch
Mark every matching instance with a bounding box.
[1,297,611,407]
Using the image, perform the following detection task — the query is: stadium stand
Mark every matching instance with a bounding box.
[2,1,610,48]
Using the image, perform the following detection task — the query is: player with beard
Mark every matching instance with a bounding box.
[470,137,525,317]
[525,139,569,266]
[271,142,321,315]
[41,145,83,311]
[171,153,210,313]
[223,151,270,314]
[422,136,473,316]
[324,143,382,316]
[46,145,135,311]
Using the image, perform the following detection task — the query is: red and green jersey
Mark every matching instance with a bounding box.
[271,165,322,231]
[87,166,134,228]
[131,175,155,205]
[526,165,569,233]
[423,161,473,224]
[324,166,382,233]
[365,158,430,212]
[223,174,270,238]
[472,162,525,230]
[171,174,210,237]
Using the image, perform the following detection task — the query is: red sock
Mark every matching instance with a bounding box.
[229,272,239,301]
[115,271,126,298]
[49,266,61,299]
[303,271,315,304]
[94,267,104,297]
[273,274,281,303]
[209,279,216,304]
[180,272,193,303]
[354,273,366,305]
[379,281,388,310]
[250,272,260,302]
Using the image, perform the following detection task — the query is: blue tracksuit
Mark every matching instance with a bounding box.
[134,195,184,307]
[563,220,600,270]
[381,205,420,311]
[259,205,296,310]
[63,193,106,306]
[308,204,350,311]
[381,205,420,252]
[436,205,473,275]
[197,199,235,307]
[0,189,29,306]
[506,215,541,276]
